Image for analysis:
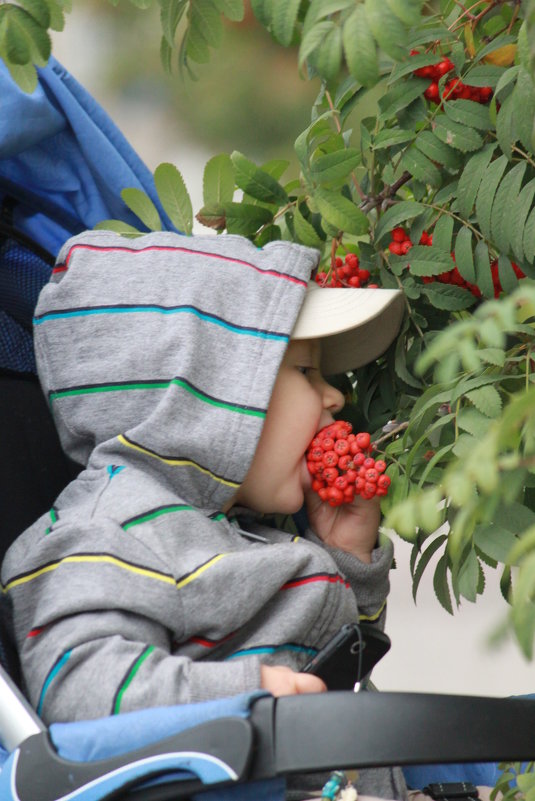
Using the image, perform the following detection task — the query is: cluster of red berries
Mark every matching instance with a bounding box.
[388,227,525,299]
[315,252,378,289]
[411,51,493,105]
[388,226,480,296]
[306,421,391,507]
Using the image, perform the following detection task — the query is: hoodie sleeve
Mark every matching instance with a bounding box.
[2,518,262,724]
[303,529,393,626]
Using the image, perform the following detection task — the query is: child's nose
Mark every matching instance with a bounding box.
[323,381,345,414]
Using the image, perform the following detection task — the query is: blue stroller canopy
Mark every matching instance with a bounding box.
[0,56,174,374]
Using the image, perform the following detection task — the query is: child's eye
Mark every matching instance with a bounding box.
[297,366,316,376]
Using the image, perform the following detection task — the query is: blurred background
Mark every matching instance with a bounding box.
[51,1,534,698]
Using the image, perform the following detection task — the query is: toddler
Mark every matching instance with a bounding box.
[1,230,406,798]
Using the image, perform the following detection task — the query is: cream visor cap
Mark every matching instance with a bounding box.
[291,283,405,374]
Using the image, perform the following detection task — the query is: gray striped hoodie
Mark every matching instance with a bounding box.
[1,232,394,745]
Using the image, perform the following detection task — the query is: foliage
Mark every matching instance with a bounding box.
[4,0,535,792]
[91,0,535,663]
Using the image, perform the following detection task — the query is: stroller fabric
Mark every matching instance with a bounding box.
[0,56,174,374]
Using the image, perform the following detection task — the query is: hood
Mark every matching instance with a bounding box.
[33,230,319,511]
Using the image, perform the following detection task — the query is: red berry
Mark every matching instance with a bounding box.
[388,241,404,255]
[377,475,391,490]
[348,276,361,288]
[356,432,371,450]
[391,227,407,242]
[424,82,440,102]
[323,467,339,484]
[334,439,349,456]
[358,268,371,283]
[322,450,339,467]
[375,460,386,473]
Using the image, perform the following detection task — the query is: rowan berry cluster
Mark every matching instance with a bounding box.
[411,51,493,105]
[315,252,378,288]
[306,420,391,507]
[388,227,525,299]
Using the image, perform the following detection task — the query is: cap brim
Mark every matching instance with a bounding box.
[291,284,405,374]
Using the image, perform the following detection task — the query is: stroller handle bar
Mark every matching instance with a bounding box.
[0,666,44,751]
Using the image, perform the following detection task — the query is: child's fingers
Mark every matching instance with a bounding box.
[294,672,327,694]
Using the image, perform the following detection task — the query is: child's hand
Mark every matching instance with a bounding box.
[305,490,381,563]
[260,665,326,695]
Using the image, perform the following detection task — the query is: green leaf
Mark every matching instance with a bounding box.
[454,226,476,284]
[372,128,415,150]
[189,0,223,48]
[4,60,38,93]
[342,5,378,87]
[250,0,273,27]
[511,177,535,264]
[386,0,422,27]
[463,63,507,88]
[294,111,334,166]
[154,163,192,234]
[523,205,535,265]
[121,187,162,232]
[365,0,408,62]
[313,188,369,235]
[400,145,441,187]
[497,254,519,294]
[271,0,300,47]
[293,205,324,248]
[310,148,361,185]
[195,203,226,231]
[433,553,453,614]
[93,219,143,237]
[496,92,517,158]
[160,0,187,45]
[4,13,31,65]
[457,407,491,438]
[203,154,235,206]
[421,282,474,310]
[431,214,453,253]
[303,0,354,35]
[311,23,342,83]
[299,20,334,69]
[443,99,492,132]
[456,549,480,603]
[456,143,497,218]
[223,202,273,235]
[474,240,494,299]
[160,35,173,72]
[16,0,50,27]
[466,385,502,418]
[413,130,460,170]
[374,201,425,245]
[512,68,535,153]
[400,245,455,277]
[212,0,244,21]
[231,151,288,205]
[411,534,448,602]
[475,154,508,241]
[433,118,483,153]
[378,78,429,121]
[491,162,527,258]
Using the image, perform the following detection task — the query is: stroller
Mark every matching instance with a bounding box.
[1,56,535,801]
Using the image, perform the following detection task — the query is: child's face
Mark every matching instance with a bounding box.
[233,339,345,514]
